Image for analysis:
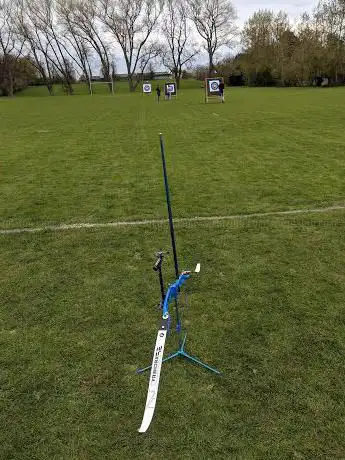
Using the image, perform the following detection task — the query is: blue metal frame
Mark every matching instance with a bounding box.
[137,333,221,375]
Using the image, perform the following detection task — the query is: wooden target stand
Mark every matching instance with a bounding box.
[205,77,224,103]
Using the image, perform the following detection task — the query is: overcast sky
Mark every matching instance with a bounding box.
[114,0,317,74]
[233,0,315,25]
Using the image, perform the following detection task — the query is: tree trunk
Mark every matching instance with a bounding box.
[63,79,74,95]
[174,69,180,89]
[108,79,114,94]
[208,52,214,76]
[102,69,113,93]
[88,78,92,95]
[47,83,54,95]
[128,75,136,92]
[7,69,14,97]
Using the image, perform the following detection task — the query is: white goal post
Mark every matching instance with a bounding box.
[89,80,114,95]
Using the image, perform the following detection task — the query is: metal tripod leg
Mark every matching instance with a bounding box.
[136,334,221,375]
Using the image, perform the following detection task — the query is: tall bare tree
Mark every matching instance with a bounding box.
[100,0,163,91]
[56,0,94,94]
[161,0,199,89]
[19,0,76,94]
[0,0,25,96]
[64,0,114,90]
[16,0,54,94]
[189,0,237,75]
[137,43,162,82]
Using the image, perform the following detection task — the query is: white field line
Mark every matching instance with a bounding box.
[1,205,344,236]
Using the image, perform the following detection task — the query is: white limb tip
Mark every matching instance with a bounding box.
[195,263,201,273]
[138,329,167,433]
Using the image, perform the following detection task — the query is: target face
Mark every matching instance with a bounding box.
[205,77,224,98]
[209,80,220,92]
[165,82,177,96]
[143,83,152,93]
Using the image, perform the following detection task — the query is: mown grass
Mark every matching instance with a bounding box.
[1,214,345,459]
[1,87,345,459]
[1,87,345,230]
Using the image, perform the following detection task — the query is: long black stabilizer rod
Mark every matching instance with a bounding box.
[159,134,179,278]
[159,134,182,342]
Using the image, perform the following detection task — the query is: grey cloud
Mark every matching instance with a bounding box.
[233,0,315,24]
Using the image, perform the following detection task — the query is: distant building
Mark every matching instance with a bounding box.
[79,75,104,82]
[116,71,172,80]
[154,72,173,80]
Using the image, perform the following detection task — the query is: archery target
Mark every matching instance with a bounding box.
[205,77,224,101]
[209,79,220,93]
[165,82,176,95]
[143,83,152,93]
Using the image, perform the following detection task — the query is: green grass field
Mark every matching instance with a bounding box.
[1,86,345,459]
